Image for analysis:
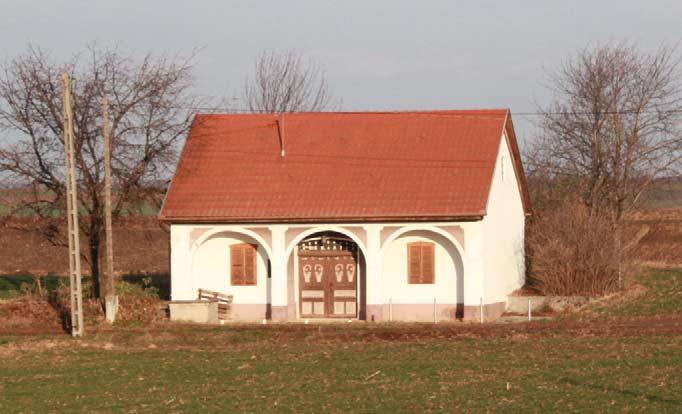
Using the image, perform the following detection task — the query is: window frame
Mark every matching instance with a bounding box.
[230,243,258,286]
[407,241,435,284]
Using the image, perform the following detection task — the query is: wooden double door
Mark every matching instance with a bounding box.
[299,250,358,318]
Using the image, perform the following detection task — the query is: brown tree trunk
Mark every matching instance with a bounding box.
[613,205,625,290]
[88,221,103,299]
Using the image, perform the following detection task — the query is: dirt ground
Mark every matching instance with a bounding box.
[0,296,64,334]
[625,208,682,267]
[0,313,680,357]
[0,216,168,276]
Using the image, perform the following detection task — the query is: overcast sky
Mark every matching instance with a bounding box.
[2,0,681,146]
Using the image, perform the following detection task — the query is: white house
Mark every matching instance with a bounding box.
[159,110,531,322]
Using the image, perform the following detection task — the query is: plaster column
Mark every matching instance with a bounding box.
[170,225,194,301]
[463,223,486,321]
[269,225,289,321]
[364,225,384,321]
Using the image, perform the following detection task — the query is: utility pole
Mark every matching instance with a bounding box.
[62,73,84,337]
[102,96,118,323]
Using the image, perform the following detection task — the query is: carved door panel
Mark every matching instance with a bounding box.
[299,255,326,317]
[329,254,357,317]
[299,250,357,318]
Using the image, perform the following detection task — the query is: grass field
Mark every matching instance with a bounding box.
[588,268,682,317]
[0,274,63,299]
[0,273,170,300]
[0,269,680,413]
[0,330,679,413]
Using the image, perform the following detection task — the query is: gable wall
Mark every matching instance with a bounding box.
[481,132,527,305]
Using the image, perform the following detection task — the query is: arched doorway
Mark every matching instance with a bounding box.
[296,231,364,318]
[381,228,465,320]
[191,230,271,320]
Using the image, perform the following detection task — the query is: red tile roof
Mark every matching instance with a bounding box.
[159,110,530,222]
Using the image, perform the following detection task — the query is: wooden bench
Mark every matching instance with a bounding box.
[198,289,233,321]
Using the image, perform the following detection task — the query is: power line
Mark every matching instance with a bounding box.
[147,104,682,117]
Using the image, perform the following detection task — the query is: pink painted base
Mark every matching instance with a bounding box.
[229,301,506,322]
[270,305,289,321]
[365,304,383,322]
[370,302,506,322]
[230,304,269,321]
[462,301,506,322]
[380,303,461,322]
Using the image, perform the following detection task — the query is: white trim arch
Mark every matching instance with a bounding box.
[285,226,369,259]
[191,227,273,258]
[380,225,465,261]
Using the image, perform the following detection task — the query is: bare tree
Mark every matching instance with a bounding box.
[243,50,334,112]
[529,42,682,289]
[532,42,682,221]
[0,46,197,299]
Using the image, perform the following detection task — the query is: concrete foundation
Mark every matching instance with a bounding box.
[105,295,119,324]
[462,301,506,322]
[169,300,219,324]
[506,295,595,314]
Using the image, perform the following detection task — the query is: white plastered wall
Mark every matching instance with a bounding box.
[170,225,192,301]
[170,226,271,308]
[191,234,269,306]
[381,231,462,306]
[481,131,527,305]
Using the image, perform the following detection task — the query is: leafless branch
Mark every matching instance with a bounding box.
[0,45,198,297]
[243,50,335,113]
[531,41,682,220]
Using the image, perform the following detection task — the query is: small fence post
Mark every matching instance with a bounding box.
[480,297,483,324]
[528,298,532,321]
[433,298,438,324]
[389,298,393,322]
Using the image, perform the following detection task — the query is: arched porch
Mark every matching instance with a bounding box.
[190,229,272,321]
[286,230,368,320]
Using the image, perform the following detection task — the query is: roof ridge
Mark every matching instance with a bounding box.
[195,109,510,117]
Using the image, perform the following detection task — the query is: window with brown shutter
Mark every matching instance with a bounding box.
[407,242,435,284]
[230,243,257,286]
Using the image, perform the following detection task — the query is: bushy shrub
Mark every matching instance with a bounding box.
[115,279,160,298]
[527,198,632,296]
[49,278,166,328]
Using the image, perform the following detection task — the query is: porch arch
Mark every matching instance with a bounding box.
[285,226,368,259]
[191,227,273,258]
[381,225,465,260]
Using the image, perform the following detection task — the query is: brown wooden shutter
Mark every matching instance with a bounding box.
[407,243,422,284]
[421,243,435,283]
[231,243,257,286]
[243,244,257,285]
[230,244,244,285]
[407,242,435,284]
